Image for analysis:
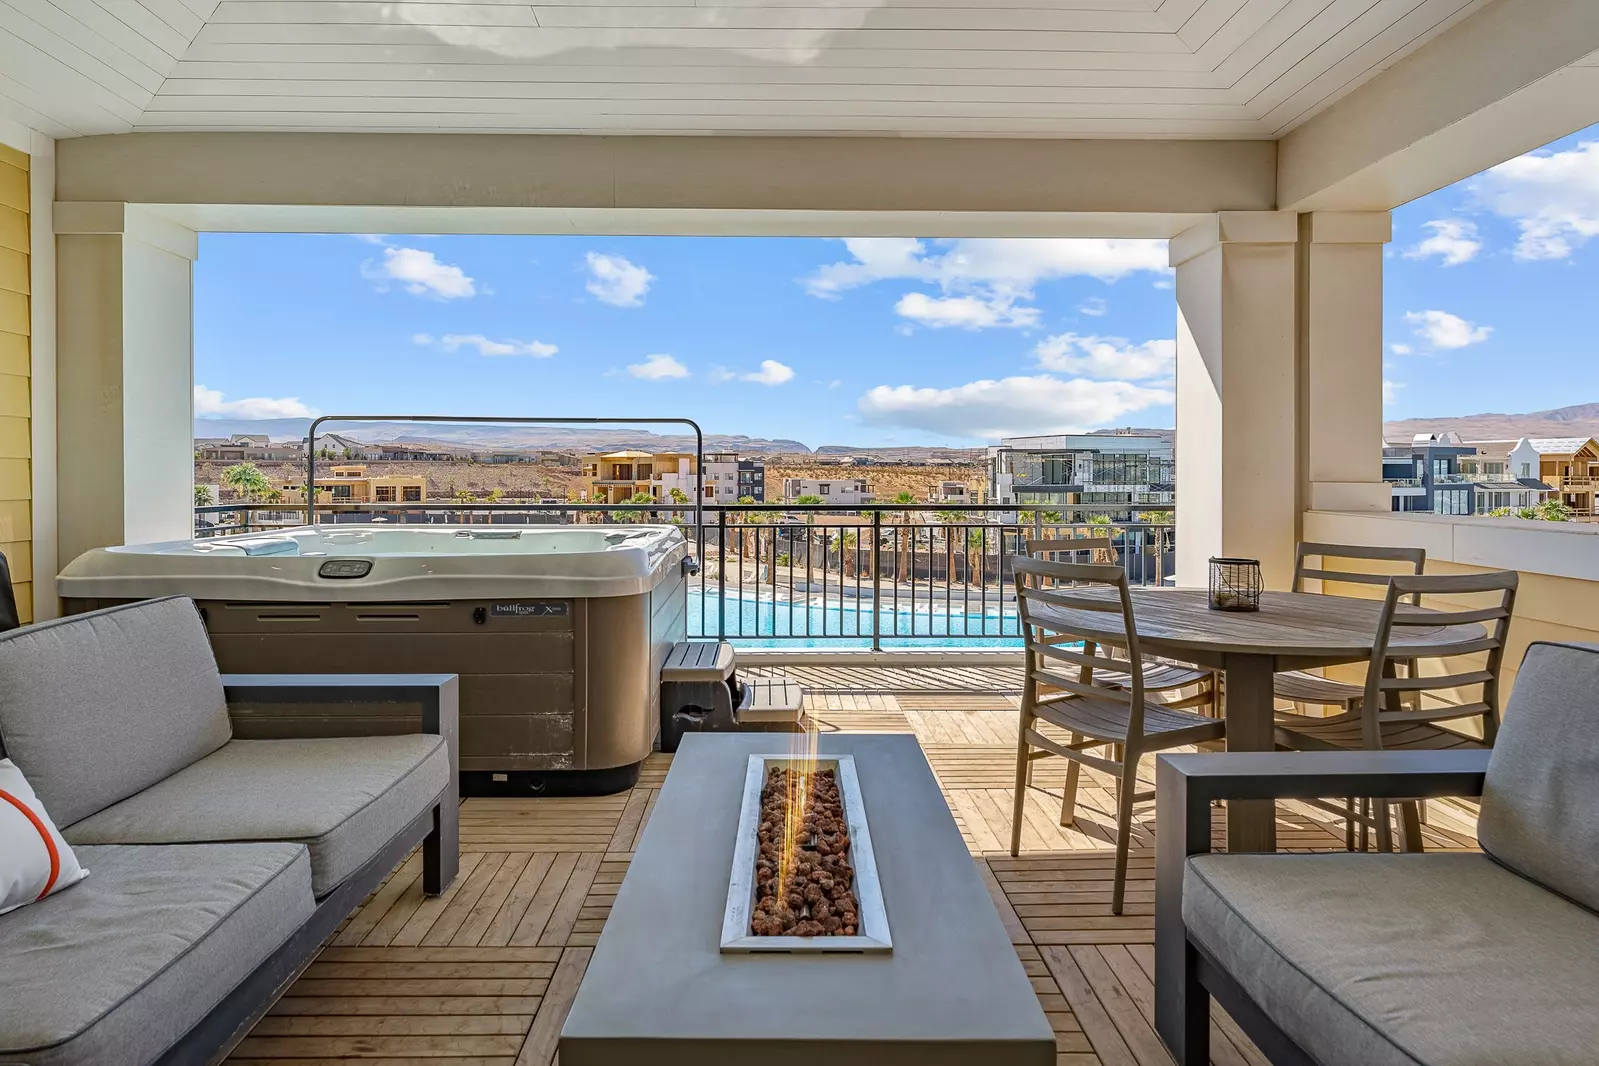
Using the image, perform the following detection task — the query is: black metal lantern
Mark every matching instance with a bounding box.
[1208,557,1262,612]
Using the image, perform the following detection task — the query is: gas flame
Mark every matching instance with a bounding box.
[774,718,821,902]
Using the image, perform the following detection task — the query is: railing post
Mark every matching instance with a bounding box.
[717,508,727,642]
[871,510,882,653]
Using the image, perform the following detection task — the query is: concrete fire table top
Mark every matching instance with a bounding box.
[559,733,1056,1066]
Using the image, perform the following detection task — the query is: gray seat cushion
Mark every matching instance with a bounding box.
[1478,640,1599,912]
[65,735,448,896]
[1184,853,1599,1066]
[0,597,232,826]
[0,842,312,1066]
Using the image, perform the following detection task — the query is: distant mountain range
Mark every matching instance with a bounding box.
[194,417,1177,456]
[194,418,812,454]
[1384,402,1599,443]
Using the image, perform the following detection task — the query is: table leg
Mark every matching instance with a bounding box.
[1222,654,1277,853]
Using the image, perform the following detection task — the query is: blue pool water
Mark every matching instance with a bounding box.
[686,588,1023,649]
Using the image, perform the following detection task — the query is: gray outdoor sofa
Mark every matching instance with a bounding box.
[0,596,460,1066]
[1154,639,1599,1066]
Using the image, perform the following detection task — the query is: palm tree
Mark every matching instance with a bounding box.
[486,488,504,502]
[967,526,989,587]
[221,462,270,501]
[194,485,214,507]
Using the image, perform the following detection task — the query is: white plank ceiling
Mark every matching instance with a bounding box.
[2,0,1494,138]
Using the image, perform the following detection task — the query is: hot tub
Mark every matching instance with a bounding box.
[59,525,690,793]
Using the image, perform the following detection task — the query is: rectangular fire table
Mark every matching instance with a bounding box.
[559,733,1056,1066]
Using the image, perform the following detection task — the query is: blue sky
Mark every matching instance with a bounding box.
[195,122,1599,449]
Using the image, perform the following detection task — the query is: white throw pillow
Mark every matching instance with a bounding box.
[1,757,89,914]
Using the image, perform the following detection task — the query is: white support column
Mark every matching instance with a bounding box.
[1302,211,1393,514]
[54,203,197,567]
[1171,212,1300,590]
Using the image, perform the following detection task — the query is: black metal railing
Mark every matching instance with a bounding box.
[194,501,1175,648]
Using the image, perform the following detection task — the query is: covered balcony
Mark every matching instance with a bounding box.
[3,1,1599,1065]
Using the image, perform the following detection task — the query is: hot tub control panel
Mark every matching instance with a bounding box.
[317,559,373,579]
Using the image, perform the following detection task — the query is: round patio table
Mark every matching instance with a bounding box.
[1025,587,1487,852]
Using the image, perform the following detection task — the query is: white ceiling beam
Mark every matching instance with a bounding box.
[1278,0,1599,211]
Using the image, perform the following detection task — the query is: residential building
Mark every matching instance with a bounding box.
[195,434,307,462]
[782,477,873,505]
[930,481,974,506]
[1381,433,1557,516]
[583,450,703,505]
[311,434,384,461]
[987,434,1174,520]
[704,452,765,503]
[1460,440,1550,513]
[377,443,465,461]
[274,465,427,506]
[1513,437,1599,517]
[1382,433,1477,515]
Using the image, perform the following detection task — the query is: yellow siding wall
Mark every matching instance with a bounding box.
[0,142,29,623]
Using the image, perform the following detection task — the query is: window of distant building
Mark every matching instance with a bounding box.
[1521,462,1532,477]
[820,484,831,495]
[402,486,422,502]
[331,484,352,499]
[375,486,396,502]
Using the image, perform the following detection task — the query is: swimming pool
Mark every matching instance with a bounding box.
[687,588,1023,649]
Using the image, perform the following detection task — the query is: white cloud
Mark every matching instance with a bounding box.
[894,292,1038,330]
[1403,219,1481,266]
[1383,379,1404,405]
[856,375,1172,440]
[419,333,557,358]
[1389,343,1413,356]
[805,237,1168,330]
[1474,139,1599,260]
[352,233,387,245]
[1077,296,1108,317]
[1152,279,1173,290]
[1404,309,1492,350]
[741,359,795,385]
[628,353,689,380]
[1033,333,1174,380]
[585,252,654,307]
[194,385,317,420]
[363,246,476,299]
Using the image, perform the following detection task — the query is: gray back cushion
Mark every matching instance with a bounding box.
[1478,640,1599,912]
[0,597,231,827]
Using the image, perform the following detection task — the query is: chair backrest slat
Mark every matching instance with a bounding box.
[1361,570,1518,746]
[1294,541,1426,605]
[1012,555,1145,730]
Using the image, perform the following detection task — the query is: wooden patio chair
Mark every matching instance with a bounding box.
[1009,556,1226,914]
[1275,570,1518,852]
[1029,538,1219,716]
[1274,542,1427,713]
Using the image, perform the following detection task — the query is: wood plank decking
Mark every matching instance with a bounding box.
[226,664,1479,1066]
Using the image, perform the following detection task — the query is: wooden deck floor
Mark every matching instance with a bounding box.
[226,664,1480,1066]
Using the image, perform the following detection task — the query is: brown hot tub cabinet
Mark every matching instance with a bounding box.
[59,524,688,794]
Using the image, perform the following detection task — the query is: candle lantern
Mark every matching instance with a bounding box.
[1208,557,1262,612]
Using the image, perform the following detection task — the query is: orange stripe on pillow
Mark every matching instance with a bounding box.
[0,787,61,899]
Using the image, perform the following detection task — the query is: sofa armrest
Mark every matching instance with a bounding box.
[1153,750,1489,1064]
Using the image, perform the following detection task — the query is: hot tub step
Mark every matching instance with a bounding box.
[737,678,805,725]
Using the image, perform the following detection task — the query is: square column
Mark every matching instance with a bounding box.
[1171,213,1299,589]
[54,203,197,567]
[1302,212,1392,513]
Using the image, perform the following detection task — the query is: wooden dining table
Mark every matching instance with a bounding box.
[1027,587,1487,852]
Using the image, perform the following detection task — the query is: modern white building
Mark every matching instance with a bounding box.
[987,434,1175,521]
[930,481,974,506]
[703,452,766,504]
[782,478,873,505]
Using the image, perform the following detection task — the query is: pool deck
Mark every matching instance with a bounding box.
[224,663,1480,1066]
